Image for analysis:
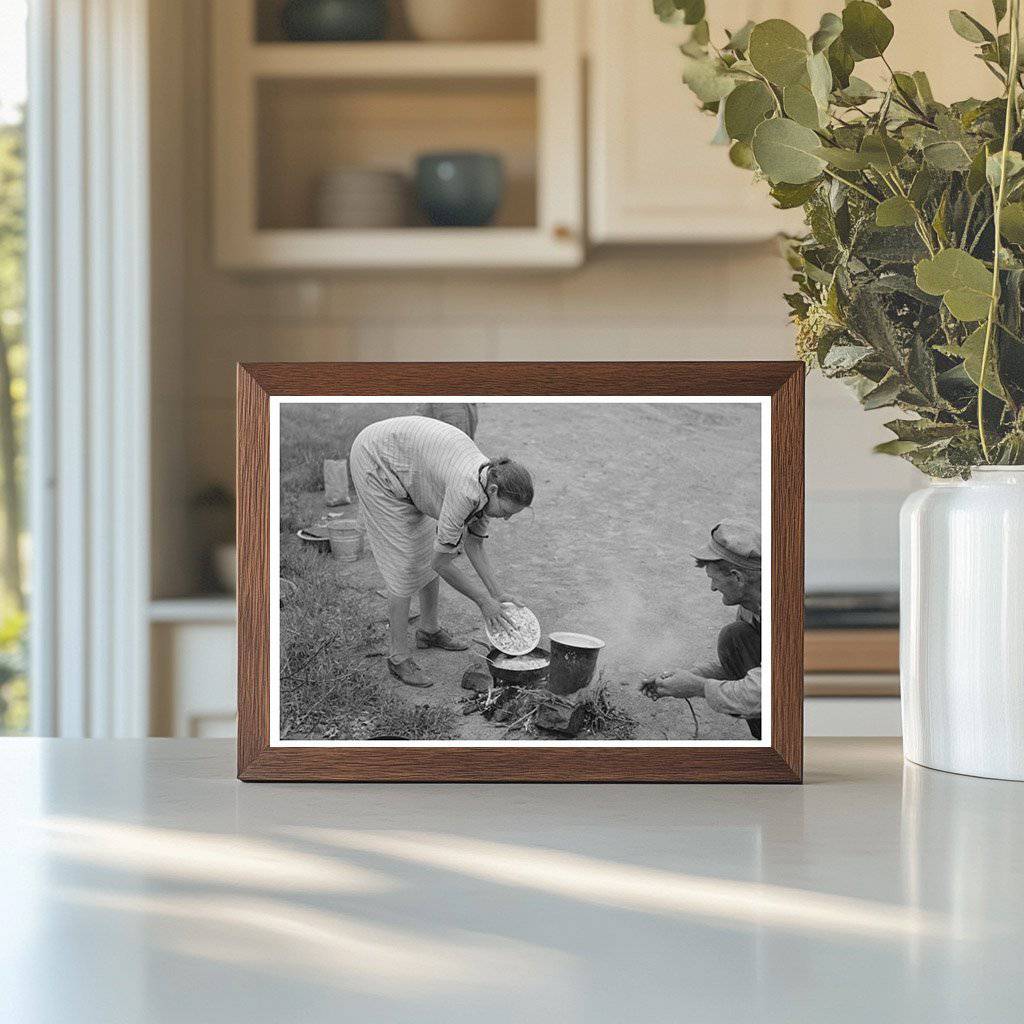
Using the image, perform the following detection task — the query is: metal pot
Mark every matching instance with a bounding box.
[472,639,550,688]
[548,632,605,695]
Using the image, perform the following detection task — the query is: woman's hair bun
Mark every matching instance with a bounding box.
[485,457,533,507]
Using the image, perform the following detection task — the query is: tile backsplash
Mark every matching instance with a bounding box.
[167,247,916,595]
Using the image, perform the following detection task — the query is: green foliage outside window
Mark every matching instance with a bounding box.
[0,111,28,733]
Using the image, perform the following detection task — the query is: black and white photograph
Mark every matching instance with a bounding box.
[270,397,770,745]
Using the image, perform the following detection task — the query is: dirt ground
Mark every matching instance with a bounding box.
[279,401,762,741]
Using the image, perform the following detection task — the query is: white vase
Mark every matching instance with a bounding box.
[900,467,1024,780]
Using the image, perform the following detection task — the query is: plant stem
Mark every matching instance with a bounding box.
[821,167,879,203]
[996,317,1024,344]
[979,0,1021,462]
[751,69,783,116]
[880,54,929,119]
[968,212,994,253]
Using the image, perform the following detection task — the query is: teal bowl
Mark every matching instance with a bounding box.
[281,0,388,42]
[415,152,505,228]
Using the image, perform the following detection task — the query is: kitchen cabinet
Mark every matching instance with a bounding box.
[587,0,999,244]
[587,1,812,243]
[211,0,583,269]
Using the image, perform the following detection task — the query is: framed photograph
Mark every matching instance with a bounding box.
[237,362,804,782]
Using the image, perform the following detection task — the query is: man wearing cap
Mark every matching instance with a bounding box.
[641,520,763,739]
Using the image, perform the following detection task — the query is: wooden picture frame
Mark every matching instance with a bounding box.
[237,362,804,782]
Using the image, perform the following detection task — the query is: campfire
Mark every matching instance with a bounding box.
[461,672,637,740]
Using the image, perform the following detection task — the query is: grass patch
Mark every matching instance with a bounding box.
[279,532,456,740]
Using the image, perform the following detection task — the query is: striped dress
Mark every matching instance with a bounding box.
[349,416,491,596]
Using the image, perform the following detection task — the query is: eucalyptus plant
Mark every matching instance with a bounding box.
[658,0,1024,475]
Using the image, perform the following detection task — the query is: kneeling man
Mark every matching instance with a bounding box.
[642,521,763,739]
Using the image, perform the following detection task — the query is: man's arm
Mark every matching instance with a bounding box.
[703,668,762,718]
[641,667,761,719]
[690,660,729,680]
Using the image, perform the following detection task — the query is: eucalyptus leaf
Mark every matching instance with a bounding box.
[711,106,731,145]
[827,36,855,90]
[854,225,929,263]
[815,146,872,170]
[892,72,920,104]
[723,81,775,143]
[874,439,921,455]
[958,324,1007,398]
[860,133,905,173]
[653,0,705,25]
[862,374,902,409]
[912,71,935,105]
[932,190,951,246]
[653,0,677,24]
[967,142,993,193]
[770,179,821,209]
[842,1,894,60]
[884,418,963,443]
[847,284,909,370]
[752,117,827,184]
[681,0,705,26]
[822,342,874,373]
[915,248,994,321]
[923,141,973,171]
[724,20,755,53]
[836,76,878,105]
[748,19,810,87]
[682,55,737,103]
[999,202,1024,243]
[810,12,843,54]
[908,335,941,402]
[688,19,710,47]
[783,83,823,129]
[909,165,937,205]
[807,51,833,111]
[948,10,993,44]
[986,150,1024,190]
[875,196,918,228]
[729,140,758,169]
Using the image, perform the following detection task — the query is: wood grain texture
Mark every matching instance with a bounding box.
[804,629,899,674]
[236,361,805,783]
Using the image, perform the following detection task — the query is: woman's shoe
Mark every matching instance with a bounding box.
[415,627,469,651]
[387,656,433,688]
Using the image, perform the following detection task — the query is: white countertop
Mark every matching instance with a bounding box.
[2,738,1021,1023]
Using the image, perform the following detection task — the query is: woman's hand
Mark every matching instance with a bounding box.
[479,596,517,633]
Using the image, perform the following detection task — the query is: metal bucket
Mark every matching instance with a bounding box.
[327,519,364,562]
[547,632,605,695]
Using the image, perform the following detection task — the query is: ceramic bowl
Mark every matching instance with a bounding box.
[281,0,388,42]
[403,0,534,42]
[414,152,505,228]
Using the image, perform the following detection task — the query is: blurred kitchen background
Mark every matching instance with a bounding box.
[2,0,997,740]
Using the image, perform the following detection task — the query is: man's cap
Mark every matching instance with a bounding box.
[692,520,761,571]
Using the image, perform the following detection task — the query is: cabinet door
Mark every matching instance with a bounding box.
[589,1,814,243]
[588,1,1003,245]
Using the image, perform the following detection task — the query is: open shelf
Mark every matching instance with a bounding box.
[254,0,538,45]
[213,0,581,268]
[257,76,537,232]
[221,227,579,269]
[249,42,544,77]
